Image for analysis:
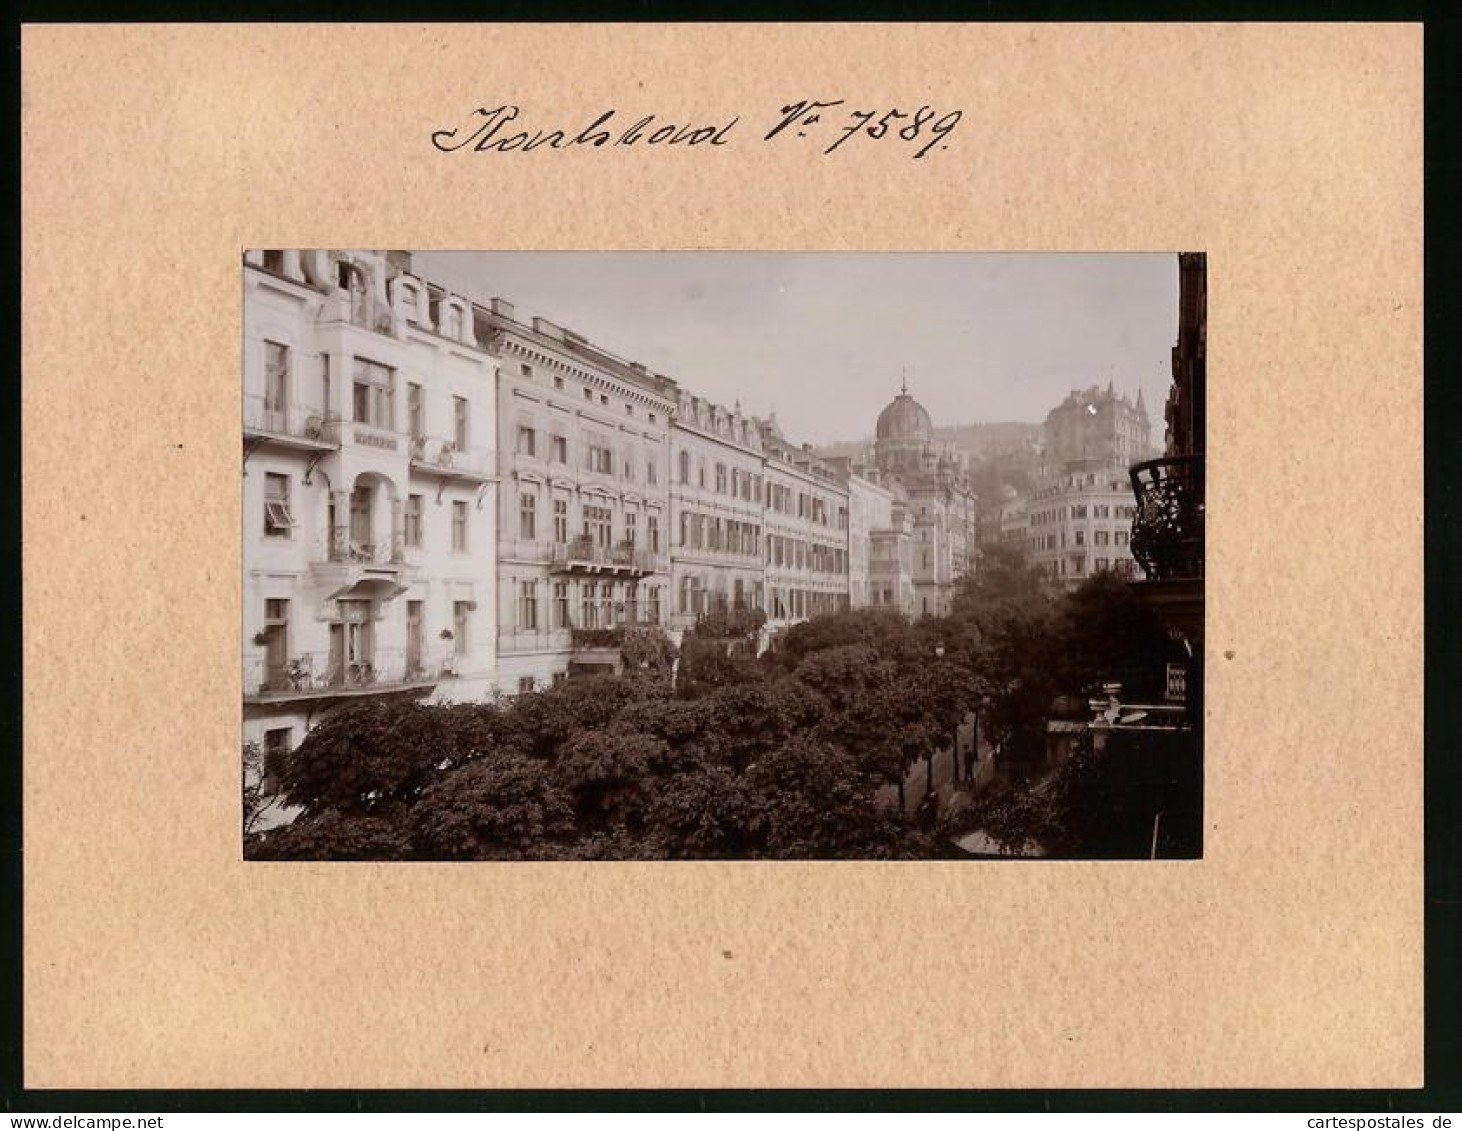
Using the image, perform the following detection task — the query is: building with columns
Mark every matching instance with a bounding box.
[242,249,499,764]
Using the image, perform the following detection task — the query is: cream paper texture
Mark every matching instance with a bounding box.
[21,23,1423,1088]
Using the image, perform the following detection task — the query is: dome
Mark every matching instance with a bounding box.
[875,391,933,443]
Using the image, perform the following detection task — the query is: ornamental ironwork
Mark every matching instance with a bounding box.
[1129,455,1204,581]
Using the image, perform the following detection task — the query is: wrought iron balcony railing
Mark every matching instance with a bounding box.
[244,647,445,701]
[1129,455,1205,582]
[408,436,495,480]
[548,538,663,575]
[309,533,405,566]
[243,395,341,446]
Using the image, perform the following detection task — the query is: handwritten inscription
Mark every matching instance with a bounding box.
[765,100,961,159]
[432,101,960,160]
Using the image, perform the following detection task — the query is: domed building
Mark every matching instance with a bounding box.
[874,386,935,474]
[851,380,978,618]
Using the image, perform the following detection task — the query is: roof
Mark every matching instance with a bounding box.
[875,391,933,443]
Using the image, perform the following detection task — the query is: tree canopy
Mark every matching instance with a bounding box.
[248,552,1194,862]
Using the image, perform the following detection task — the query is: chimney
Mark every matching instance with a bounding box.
[490,297,515,319]
[532,316,564,341]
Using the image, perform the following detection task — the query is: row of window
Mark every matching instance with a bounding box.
[517,361,661,425]
[1030,502,1137,526]
[512,578,665,632]
[678,510,760,557]
[672,452,850,530]
[1040,558,1138,579]
[1029,528,1131,552]
[677,576,763,616]
[517,492,663,551]
[677,450,760,500]
[260,472,471,553]
[515,423,660,485]
[255,596,476,671]
[264,340,478,450]
[766,534,848,575]
[669,576,848,621]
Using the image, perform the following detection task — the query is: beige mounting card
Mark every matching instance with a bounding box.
[20,23,1423,1089]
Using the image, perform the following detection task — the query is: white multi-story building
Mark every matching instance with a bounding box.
[759,418,851,628]
[1023,463,1140,586]
[1002,383,1153,587]
[669,393,767,628]
[242,250,499,762]
[482,300,675,691]
[843,471,888,609]
[836,469,918,617]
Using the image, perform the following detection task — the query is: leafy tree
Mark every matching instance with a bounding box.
[499,675,640,759]
[279,700,463,817]
[744,737,920,859]
[792,644,894,713]
[695,678,828,772]
[242,740,273,838]
[772,608,917,670]
[245,809,412,861]
[556,729,667,826]
[645,765,759,859]
[675,634,764,697]
[949,542,1060,759]
[408,752,576,860]
[1054,571,1176,699]
[610,696,716,754]
[619,626,678,679]
[544,825,669,861]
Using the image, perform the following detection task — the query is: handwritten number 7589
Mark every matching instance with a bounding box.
[765,100,961,159]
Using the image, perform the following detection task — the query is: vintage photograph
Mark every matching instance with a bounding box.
[241,251,1206,861]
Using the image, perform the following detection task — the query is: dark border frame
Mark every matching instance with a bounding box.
[4,2,1458,1113]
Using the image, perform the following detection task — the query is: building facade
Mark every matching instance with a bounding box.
[479,300,676,691]
[758,419,853,629]
[1021,465,1141,584]
[669,393,768,629]
[242,249,498,760]
[1043,382,1152,469]
[1002,383,1156,587]
[845,385,978,618]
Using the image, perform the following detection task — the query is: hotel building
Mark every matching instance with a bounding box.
[758,418,853,628]
[1006,383,1155,586]
[669,392,768,627]
[479,300,676,691]
[242,249,498,762]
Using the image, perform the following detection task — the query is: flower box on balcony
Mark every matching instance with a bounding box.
[570,627,624,649]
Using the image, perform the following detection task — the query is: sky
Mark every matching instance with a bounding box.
[412,251,1180,447]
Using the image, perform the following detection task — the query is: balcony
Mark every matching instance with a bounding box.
[548,537,663,578]
[243,395,341,452]
[243,648,443,704]
[309,535,414,600]
[691,607,768,639]
[1129,455,1205,644]
[569,626,625,650]
[408,436,495,484]
[1129,456,1204,582]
